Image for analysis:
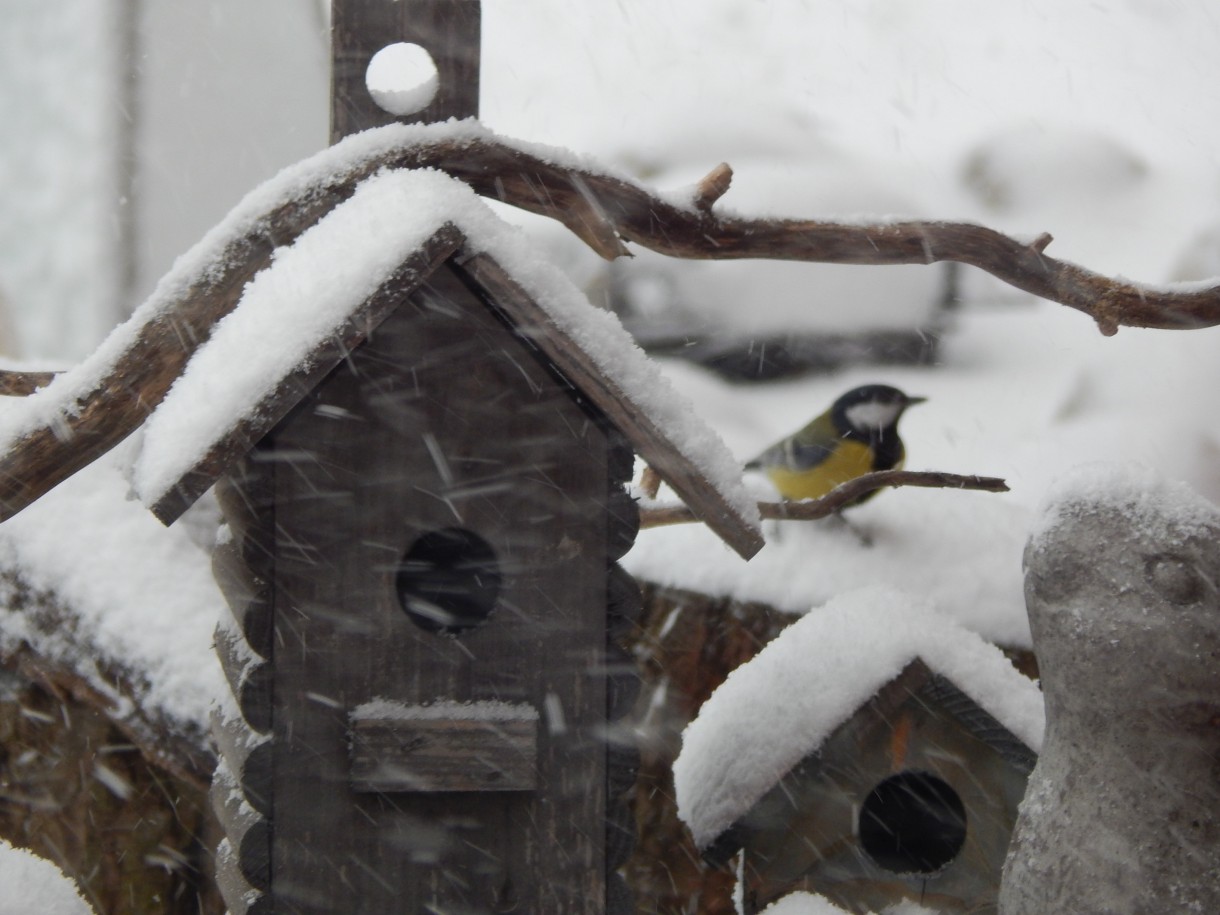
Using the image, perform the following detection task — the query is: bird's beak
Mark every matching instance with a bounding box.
[904,395,928,406]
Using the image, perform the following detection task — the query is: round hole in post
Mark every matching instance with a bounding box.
[858,770,967,875]
[396,528,501,635]
[365,42,439,116]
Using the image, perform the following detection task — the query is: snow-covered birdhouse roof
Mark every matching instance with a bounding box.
[674,585,1045,855]
[0,159,765,559]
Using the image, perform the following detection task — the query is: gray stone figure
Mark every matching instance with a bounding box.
[999,467,1220,914]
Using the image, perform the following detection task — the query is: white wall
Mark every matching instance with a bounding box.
[0,0,123,358]
[0,0,329,360]
[131,1,329,311]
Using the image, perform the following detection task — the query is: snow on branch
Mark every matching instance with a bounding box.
[0,120,1213,522]
[639,470,1010,529]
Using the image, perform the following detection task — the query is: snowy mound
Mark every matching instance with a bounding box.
[758,892,852,915]
[0,840,95,915]
[673,585,1044,851]
[759,892,937,915]
[0,439,223,734]
[1029,461,1220,552]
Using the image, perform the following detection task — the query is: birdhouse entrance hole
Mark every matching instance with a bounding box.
[365,41,439,115]
[858,770,967,875]
[396,527,502,635]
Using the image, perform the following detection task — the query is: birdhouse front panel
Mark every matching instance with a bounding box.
[737,661,1034,915]
[264,260,612,913]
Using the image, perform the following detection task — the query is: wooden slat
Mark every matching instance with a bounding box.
[215,623,273,735]
[151,225,464,524]
[606,483,641,563]
[458,252,765,559]
[212,706,273,818]
[330,0,481,143]
[214,837,272,915]
[350,716,538,793]
[212,540,271,659]
[211,762,271,892]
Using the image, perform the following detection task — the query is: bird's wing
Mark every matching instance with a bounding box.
[746,413,839,472]
[782,434,838,472]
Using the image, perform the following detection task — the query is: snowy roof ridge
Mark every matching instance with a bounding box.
[131,168,761,553]
[672,584,1044,850]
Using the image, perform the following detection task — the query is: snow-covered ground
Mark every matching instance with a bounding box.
[622,297,1220,648]
[0,839,96,915]
[576,1,1220,650]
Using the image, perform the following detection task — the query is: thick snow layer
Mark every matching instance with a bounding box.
[131,165,759,530]
[673,585,1045,851]
[0,437,223,732]
[1029,461,1220,552]
[759,894,937,915]
[0,839,95,915]
[758,893,851,915]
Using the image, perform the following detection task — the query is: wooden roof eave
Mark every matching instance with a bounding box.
[149,223,466,524]
[150,231,764,561]
[457,250,763,560]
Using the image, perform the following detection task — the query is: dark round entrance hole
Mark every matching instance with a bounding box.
[396,528,501,635]
[858,770,967,875]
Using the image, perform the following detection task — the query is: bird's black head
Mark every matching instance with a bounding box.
[831,384,926,437]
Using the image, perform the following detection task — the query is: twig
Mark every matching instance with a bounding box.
[639,470,1009,529]
[0,122,1211,520]
[639,465,663,500]
[691,163,734,213]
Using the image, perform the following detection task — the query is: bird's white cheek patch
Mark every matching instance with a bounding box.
[845,401,902,430]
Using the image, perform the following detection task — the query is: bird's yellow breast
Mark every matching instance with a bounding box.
[765,439,891,501]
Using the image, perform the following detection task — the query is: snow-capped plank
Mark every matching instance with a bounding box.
[673,585,1044,851]
[462,251,765,560]
[145,224,464,524]
[135,167,762,556]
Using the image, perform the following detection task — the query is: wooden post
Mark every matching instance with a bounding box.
[330,0,481,142]
[210,4,641,913]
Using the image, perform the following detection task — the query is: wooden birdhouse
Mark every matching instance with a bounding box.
[674,588,1043,915]
[120,5,762,914]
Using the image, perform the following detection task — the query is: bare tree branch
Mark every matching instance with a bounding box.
[0,369,57,396]
[438,143,1220,334]
[0,124,1210,521]
[640,470,1009,529]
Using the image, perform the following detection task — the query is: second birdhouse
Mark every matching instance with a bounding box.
[674,587,1043,915]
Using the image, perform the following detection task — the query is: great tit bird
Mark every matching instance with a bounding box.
[745,384,926,505]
